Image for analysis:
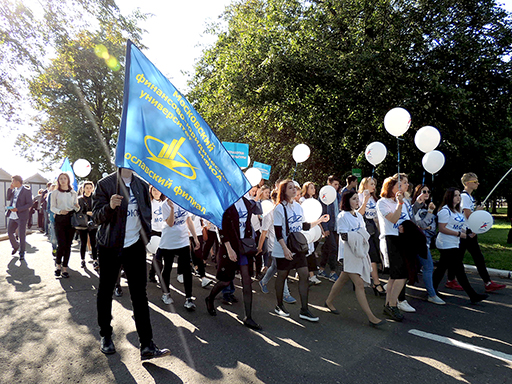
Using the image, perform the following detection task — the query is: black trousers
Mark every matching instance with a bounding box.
[78,228,97,260]
[158,246,193,298]
[97,239,153,347]
[202,230,219,260]
[55,214,75,267]
[320,231,338,271]
[190,235,206,277]
[448,235,490,283]
[433,247,478,300]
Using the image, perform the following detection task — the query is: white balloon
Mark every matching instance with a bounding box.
[415,126,441,153]
[301,198,323,223]
[73,158,92,178]
[319,185,337,205]
[240,155,251,170]
[146,236,161,254]
[303,225,322,244]
[261,200,274,216]
[422,150,445,174]
[292,144,311,163]
[245,167,262,186]
[467,211,494,234]
[365,142,387,166]
[384,107,411,137]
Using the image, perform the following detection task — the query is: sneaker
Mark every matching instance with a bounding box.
[383,304,404,321]
[177,274,184,284]
[184,298,196,311]
[309,275,322,285]
[93,261,99,271]
[114,286,123,297]
[201,277,213,288]
[259,280,269,294]
[445,280,464,291]
[317,270,329,279]
[81,260,86,268]
[485,281,506,293]
[299,309,319,322]
[397,300,416,313]
[275,305,290,317]
[329,272,339,282]
[162,293,173,305]
[428,295,446,305]
[283,295,297,304]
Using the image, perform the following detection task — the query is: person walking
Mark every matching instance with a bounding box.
[6,175,33,261]
[78,181,98,269]
[50,173,80,278]
[92,168,170,359]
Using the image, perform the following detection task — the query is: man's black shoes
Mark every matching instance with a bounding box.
[100,336,116,355]
[140,341,171,361]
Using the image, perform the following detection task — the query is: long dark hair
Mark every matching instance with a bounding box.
[277,179,294,205]
[412,184,431,204]
[57,172,72,192]
[441,187,461,213]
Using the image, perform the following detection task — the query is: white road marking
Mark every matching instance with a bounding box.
[409,329,512,365]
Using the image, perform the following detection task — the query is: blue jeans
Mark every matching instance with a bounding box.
[418,248,435,297]
[261,255,290,296]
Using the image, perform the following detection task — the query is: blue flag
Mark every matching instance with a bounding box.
[115,40,252,228]
[60,157,78,191]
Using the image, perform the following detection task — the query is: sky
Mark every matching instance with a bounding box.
[1,0,512,180]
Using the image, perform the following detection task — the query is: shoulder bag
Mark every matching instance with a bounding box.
[282,203,308,255]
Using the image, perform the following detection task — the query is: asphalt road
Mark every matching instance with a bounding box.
[1,232,511,384]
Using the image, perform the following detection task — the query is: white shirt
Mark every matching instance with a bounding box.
[461,191,475,230]
[189,214,202,237]
[124,183,142,248]
[151,199,165,232]
[376,198,400,238]
[358,193,377,220]
[9,187,21,220]
[235,199,249,239]
[436,205,466,249]
[50,189,79,215]
[272,201,304,258]
[160,201,191,250]
[337,210,365,260]
[261,209,276,252]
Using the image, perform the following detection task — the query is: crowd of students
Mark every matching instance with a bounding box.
[6,169,506,358]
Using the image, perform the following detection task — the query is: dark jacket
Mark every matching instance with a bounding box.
[6,186,33,222]
[219,197,261,255]
[78,194,93,215]
[92,172,151,249]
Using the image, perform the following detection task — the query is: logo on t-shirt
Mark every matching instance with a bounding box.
[175,207,188,226]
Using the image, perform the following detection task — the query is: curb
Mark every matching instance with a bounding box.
[464,264,512,280]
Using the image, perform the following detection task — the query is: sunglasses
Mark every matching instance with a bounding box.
[421,190,430,194]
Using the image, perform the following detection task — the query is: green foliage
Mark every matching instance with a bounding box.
[189,0,512,199]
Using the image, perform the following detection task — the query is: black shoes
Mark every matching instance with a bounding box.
[140,341,171,361]
[205,297,216,316]
[19,254,25,261]
[81,260,86,268]
[470,293,489,304]
[100,336,116,355]
[383,304,404,322]
[12,247,19,255]
[243,317,262,331]
[369,319,387,328]
[324,302,340,315]
[114,286,123,297]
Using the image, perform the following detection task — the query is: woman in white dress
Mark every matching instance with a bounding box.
[324,191,385,327]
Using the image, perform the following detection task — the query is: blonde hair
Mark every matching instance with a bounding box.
[461,172,478,187]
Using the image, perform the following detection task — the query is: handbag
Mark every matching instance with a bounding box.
[71,212,89,230]
[240,237,257,255]
[282,203,309,255]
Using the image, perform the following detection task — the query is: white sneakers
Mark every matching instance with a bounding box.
[177,274,184,284]
[161,293,173,305]
[309,275,322,285]
[201,277,213,288]
[397,300,416,313]
[428,295,446,305]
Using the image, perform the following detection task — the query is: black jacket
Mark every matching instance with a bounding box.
[92,172,151,249]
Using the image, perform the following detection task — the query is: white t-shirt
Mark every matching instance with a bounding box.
[337,210,365,260]
[272,201,304,258]
[461,191,475,230]
[9,187,22,220]
[124,183,142,248]
[159,201,190,250]
[436,205,466,249]
[235,199,249,239]
[376,198,400,238]
[358,194,378,220]
[189,214,202,237]
[151,199,165,232]
[261,209,276,252]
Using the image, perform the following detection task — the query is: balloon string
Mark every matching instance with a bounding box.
[422,170,425,185]
[397,138,400,186]
[482,164,512,205]
[293,162,297,181]
[372,167,375,179]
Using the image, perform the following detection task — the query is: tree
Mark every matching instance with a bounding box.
[188,0,512,203]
